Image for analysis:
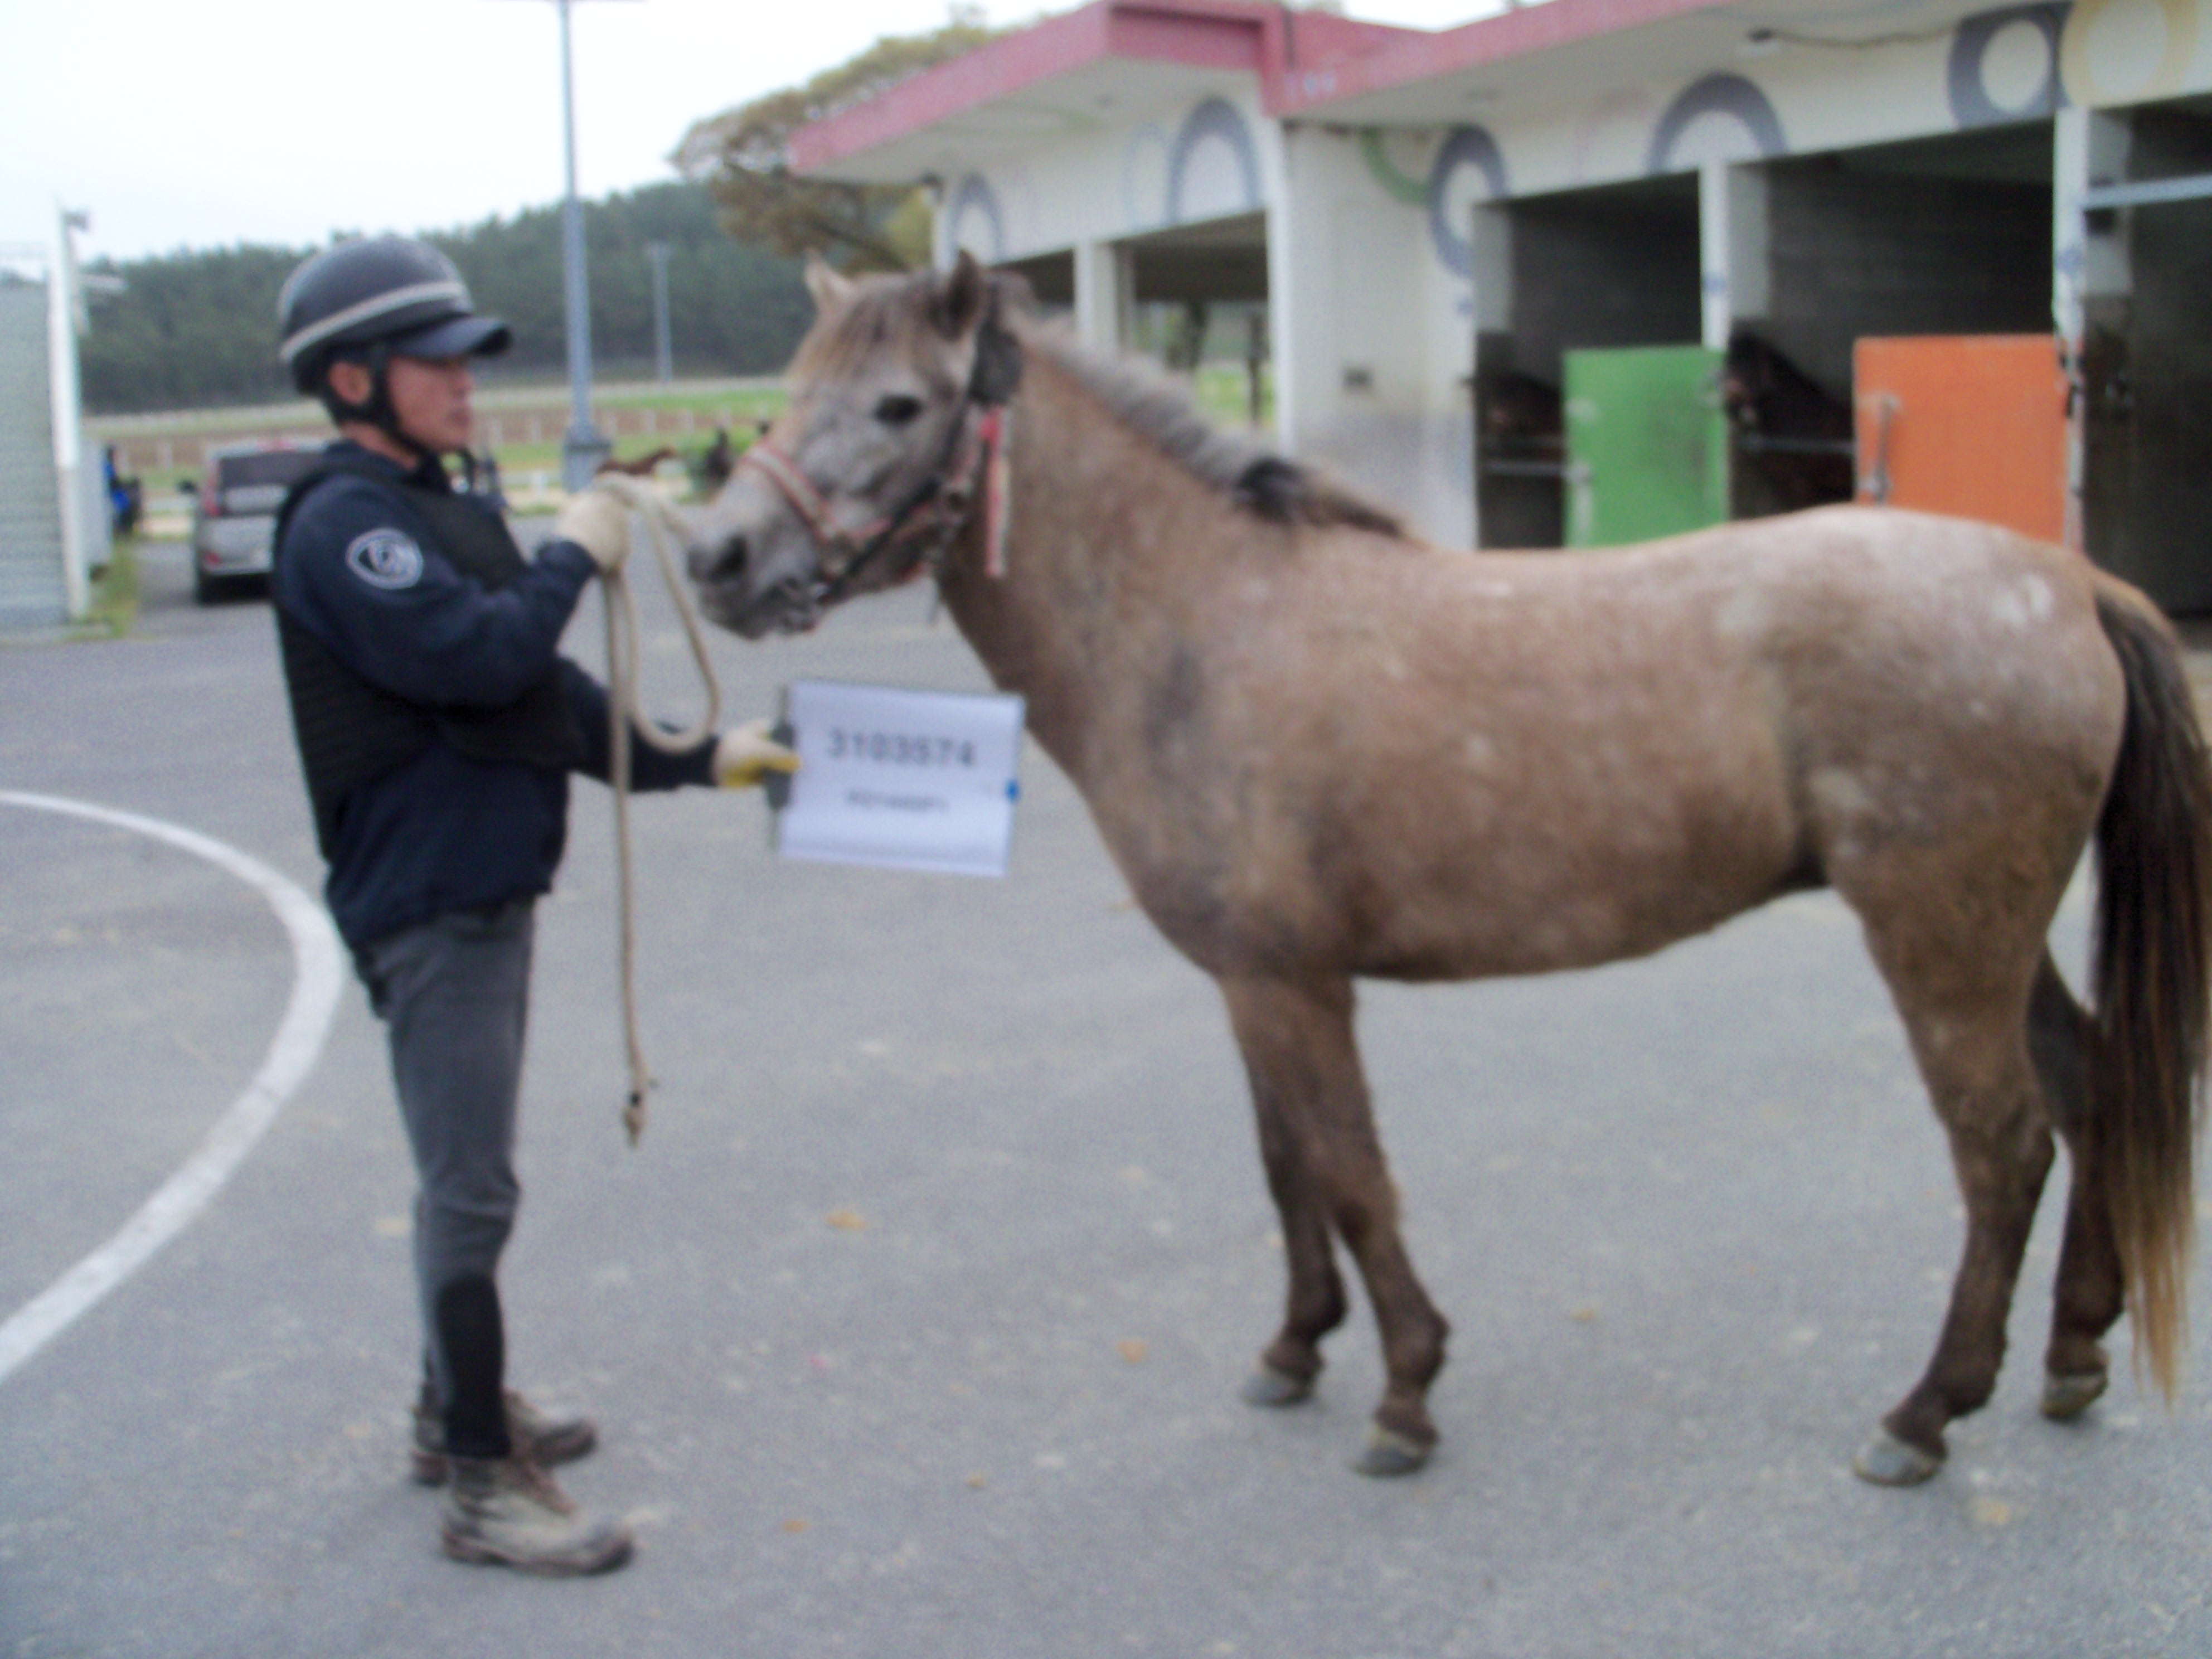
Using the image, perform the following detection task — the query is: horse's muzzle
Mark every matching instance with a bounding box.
[686,533,818,639]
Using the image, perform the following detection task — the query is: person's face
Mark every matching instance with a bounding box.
[386,355,476,453]
[327,353,475,454]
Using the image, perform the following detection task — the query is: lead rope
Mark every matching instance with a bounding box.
[579,473,722,1146]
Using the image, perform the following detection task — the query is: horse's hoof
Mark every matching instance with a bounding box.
[1851,1429,1943,1487]
[1239,1365,1315,1409]
[1353,1425,1432,1478]
[2040,1368,2108,1421]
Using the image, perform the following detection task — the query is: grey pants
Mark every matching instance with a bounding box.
[355,899,533,1453]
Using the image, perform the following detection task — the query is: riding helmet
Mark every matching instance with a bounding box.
[277,235,510,393]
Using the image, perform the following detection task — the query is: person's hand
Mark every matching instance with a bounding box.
[554,489,631,574]
[715,719,800,789]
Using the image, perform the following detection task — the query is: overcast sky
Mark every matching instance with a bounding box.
[0,1,1494,268]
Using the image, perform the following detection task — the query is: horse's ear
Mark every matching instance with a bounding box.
[970,298,1025,405]
[934,249,987,341]
[804,253,855,316]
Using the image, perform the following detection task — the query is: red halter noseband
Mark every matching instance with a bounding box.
[738,401,1012,604]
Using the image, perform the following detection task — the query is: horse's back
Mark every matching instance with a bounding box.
[1161,506,2125,983]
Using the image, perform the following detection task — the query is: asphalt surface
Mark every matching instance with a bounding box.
[3,535,2210,1658]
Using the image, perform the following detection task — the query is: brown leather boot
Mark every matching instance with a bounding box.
[412,1388,597,1485]
[438,1454,633,1576]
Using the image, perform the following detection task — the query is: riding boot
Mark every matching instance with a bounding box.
[440,1453,634,1576]
[413,1384,600,1486]
[434,1274,511,1462]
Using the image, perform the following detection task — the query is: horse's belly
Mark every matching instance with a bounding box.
[1351,825,1804,981]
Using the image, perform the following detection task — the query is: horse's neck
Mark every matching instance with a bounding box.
[939,356,1221,779]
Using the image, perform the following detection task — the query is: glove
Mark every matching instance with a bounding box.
[554,489,632,573]
[715,719,800,789]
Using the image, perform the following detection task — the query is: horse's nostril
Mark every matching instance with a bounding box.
[688,536,746,584]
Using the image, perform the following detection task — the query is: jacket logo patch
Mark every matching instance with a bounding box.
[345,528,425,590]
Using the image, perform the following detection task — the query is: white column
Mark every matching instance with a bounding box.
[1699,162,1769,350]
[1268,136,1333,453]
[2054,108,2132,550]
[46,217,88,620]
[1073,237,1129,354]
[2053,107,2132,343]
[1467,202,1514,549]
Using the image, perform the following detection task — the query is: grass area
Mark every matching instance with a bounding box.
[110,380,790,521]
[1192,361,1274,430]
[110,361,1274,529]
[81,535,140,638]
[588,383,785,418]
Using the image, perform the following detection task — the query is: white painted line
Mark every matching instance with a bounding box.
[0,792,345,1385]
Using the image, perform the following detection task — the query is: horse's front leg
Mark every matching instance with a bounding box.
[1220,973,1450,1475]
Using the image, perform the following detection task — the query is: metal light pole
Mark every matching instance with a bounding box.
[555,0,610,489]
[646,241,673,385]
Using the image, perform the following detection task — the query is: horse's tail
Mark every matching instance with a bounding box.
[2089,575,2212,1401]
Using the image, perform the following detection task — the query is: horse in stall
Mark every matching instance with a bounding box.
[1723,332,1858,517]
[686,253,2212,1486]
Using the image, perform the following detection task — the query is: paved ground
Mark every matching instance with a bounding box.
[4,537,2211,1658]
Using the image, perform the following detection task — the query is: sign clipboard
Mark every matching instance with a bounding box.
[767,680,1026,878]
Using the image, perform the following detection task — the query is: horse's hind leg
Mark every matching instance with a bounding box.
[1854,946,2058,1486]
[2027,953,2125,1420]
[1220,973,1449,1475]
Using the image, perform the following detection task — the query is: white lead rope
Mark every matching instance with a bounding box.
[582,473,722,1146]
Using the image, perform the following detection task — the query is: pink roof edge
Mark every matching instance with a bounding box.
[789,0,1420,176]
[789,0,1747,176]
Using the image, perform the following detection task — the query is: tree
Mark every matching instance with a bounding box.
[77,244,307,411]
[672,8,1000,273]
[76,183,813,415]
[424,182,813,382]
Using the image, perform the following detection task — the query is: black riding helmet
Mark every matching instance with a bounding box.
[278,236,510,452]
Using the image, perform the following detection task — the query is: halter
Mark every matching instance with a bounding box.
[738,396,1013,608]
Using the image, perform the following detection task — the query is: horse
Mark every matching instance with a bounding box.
[1478,367,1563,462]
[598,445,681,479]
[1723,332,1857,518]
[685,252,2212,1487]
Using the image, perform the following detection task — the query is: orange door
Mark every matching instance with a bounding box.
[1854,336,2069,544]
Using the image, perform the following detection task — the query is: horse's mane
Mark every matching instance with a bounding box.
[800,268,1405,539]
[1021,321,1405,538]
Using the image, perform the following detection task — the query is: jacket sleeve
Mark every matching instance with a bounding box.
[560,660,718,792]
[273,477,596,710]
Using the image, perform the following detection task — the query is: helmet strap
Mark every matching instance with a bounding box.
[322,343,434,465]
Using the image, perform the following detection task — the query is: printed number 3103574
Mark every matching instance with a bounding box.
[825,728,978,768]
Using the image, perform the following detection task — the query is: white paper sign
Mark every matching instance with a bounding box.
[773,680,1026,877]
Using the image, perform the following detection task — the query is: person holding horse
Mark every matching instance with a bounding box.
[268,235,794,1576]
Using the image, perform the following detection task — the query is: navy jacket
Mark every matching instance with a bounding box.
[271,442,712,951]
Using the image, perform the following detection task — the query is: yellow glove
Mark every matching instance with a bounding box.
[715,719,800,789]
[554,489,632,573]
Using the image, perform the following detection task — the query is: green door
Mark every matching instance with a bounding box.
[1564,345,1729,547]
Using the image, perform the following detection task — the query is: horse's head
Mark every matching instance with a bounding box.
[687,250,1022,638]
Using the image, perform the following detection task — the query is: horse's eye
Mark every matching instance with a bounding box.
[874,394,924,426]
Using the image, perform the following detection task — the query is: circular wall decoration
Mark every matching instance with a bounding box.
[2060,0,2199,106]
[946,173,1006,263]
[1425,125,1510,278]
[1646,74,1789,173]
[1949,3,2070,125]
[1167,98,1262,224]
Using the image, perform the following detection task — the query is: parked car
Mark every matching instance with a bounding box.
[187,441,322,603]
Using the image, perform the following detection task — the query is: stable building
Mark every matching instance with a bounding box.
[789,0,2212,611]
